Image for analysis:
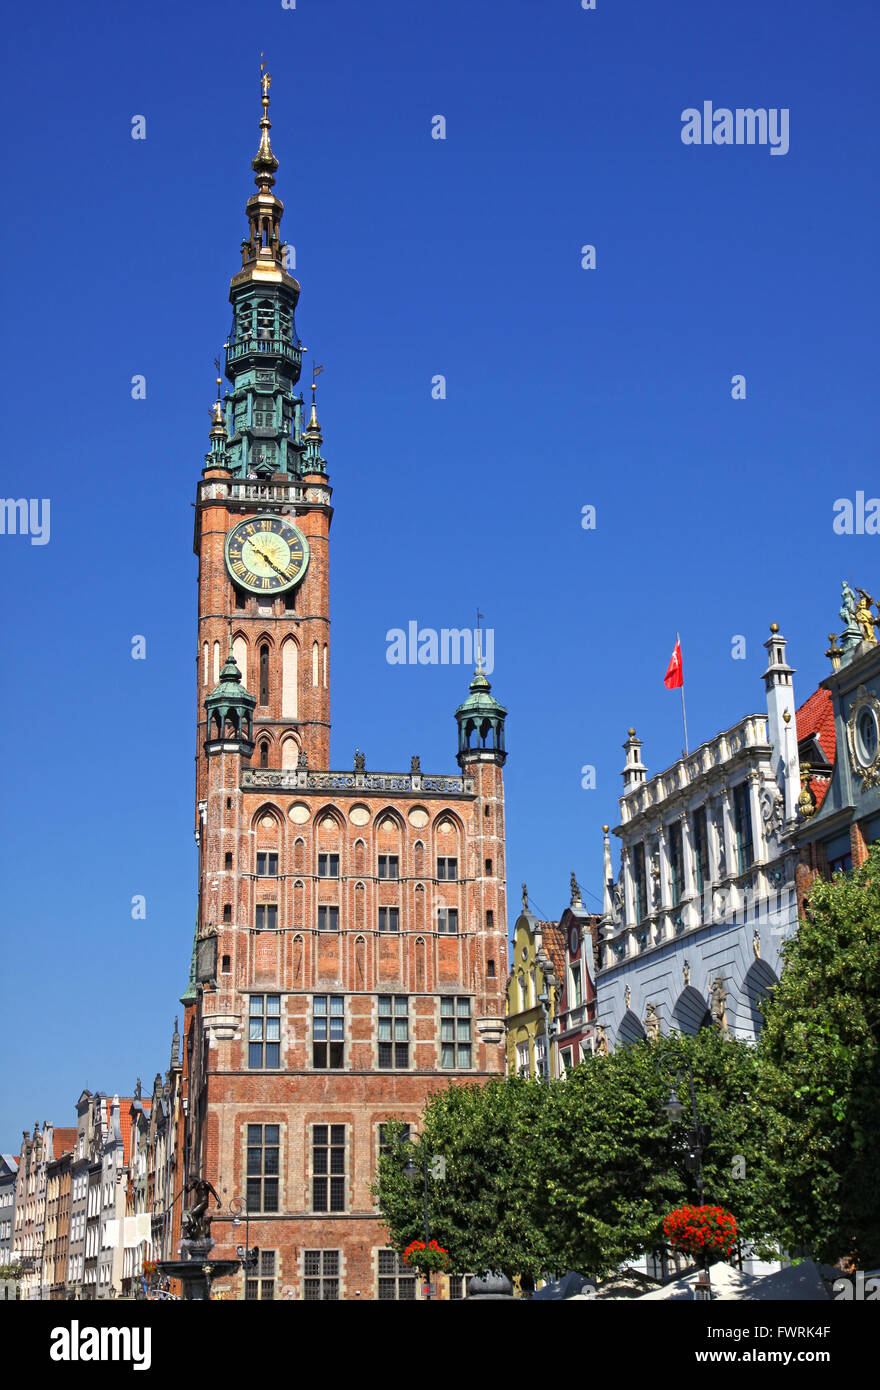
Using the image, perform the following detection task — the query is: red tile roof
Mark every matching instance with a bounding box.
[538,921,567,988]
[796,685,836,810]
[53,1128,78,1156]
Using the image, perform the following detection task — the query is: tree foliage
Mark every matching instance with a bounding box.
[757,843,880,1265]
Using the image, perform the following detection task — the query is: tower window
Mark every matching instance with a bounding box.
[378,855,399,880]
[260,741,269,768]
[246,1122,279,1210]
[485,858,493,875]
[221,955,231,974]
[313,999,345,1070]
[487,959,495,977]
[378,907,399,933]
[234,587,246,610]
[222,904,232,923]
[255,904,278,931]
[318,854,339,878]
[437,908,458,935]
[318,906,339,932]
[311,1124,346,1211]
[259,645,270,707]
[256,852,279,877]
[224,853,233,869]
[437,857,457,881]
[486,910,494,929]
[378,996,409,1069]
[247,1001,281,1073]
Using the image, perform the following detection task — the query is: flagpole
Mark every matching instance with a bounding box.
[678,631,689,756]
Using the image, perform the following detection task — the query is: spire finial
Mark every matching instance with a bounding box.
[475,609,485,672]
[252,54,279,189]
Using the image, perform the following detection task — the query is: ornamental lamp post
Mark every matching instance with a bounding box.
[655,1046,712,1299]
[404,1147,433,1301]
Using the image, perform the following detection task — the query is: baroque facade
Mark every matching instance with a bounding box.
[178,72,509,1300]
[596,625,802,1045]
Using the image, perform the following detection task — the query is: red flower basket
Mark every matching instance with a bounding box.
[663,1204,737,1260]
[402,1239,452,1274]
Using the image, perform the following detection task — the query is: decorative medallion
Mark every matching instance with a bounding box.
[846,686,880,789]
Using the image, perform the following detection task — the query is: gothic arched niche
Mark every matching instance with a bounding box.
[743,959,778,1035]
[292,933,304,987]
[355,935,366,989]
[672,986,713,1036]
[415,936,426,993]
[617,1009,646,1046]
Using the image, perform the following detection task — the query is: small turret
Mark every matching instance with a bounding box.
[204,645,256,751]
[622,729,647,792]
[455,665,507,767]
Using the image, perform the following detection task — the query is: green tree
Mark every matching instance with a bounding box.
[373,1077,553,1280]
[535,1030,775,1276]
[374,1032,774,1280]
[758,844,880,1265]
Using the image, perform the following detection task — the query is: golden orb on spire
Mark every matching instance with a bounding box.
[770,622,779,633]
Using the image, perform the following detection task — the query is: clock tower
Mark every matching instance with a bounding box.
[179,71,510,1301]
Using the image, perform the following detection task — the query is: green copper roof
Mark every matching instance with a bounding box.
[205,653,256,709]
[455,668,507,718]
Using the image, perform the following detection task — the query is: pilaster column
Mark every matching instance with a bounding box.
[748,771,765,864]
[657,828,671,911]
[681,811,696,898]
[720,784,736,879]
[621,846,635,928]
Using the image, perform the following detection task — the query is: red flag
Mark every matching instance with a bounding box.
[664,639,683,689]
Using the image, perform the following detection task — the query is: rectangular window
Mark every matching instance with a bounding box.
[669,821,684,907]
[570,962,583,1007]
[248,995,281,1069]
[634,843,648,924]
[733,783,754,874]
[377,1248,416,1300]
[378,996,409,1068]
[693,808,709,894]
[318,905,339,932]
[312,1125,346,1213]
[440,997,472,1069]
[255,903,278,931]
[303,1249,340,1301]
[318,853,339,878]
[561,1047,574,1073]
[485,858,492,875]
[516,1041,529,1076]
[256,852,279,877]
[378,1122,411,1159]
[437,907,459,934]
[246,1125,279,1214]
[437,857,457,880]
[246,1249,276,1301]
[378,855,399,880]
[378,907,399,933]
[313,996,345,1069]
[448,1276,472,1300]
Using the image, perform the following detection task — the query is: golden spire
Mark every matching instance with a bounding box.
[305,364,324,438]
[252,54,279,189]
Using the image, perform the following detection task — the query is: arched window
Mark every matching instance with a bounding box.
[282,639,298,719]
[213,641,220,684]
[260,741,269,768]
[203,643,208,687]
[323,644,328,688]
[233,636,248,689]
[256,300,274,339]
[259,644,270,707]
[312,642,319,687]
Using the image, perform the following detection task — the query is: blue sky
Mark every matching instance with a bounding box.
[1,0,878,1140]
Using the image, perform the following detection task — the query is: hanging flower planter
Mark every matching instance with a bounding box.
[402,1239,452,1274]
[663,1204,737,1260]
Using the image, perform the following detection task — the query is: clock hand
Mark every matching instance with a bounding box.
[250,545,288,578]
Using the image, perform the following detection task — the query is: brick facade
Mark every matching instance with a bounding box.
[178,83,509,1299]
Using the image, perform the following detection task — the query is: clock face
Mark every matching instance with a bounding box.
[225,515,309,594]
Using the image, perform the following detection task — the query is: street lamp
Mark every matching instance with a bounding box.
[654,1046,712,1299]
[229,1199,258,1298]
[535,950,557,1084]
